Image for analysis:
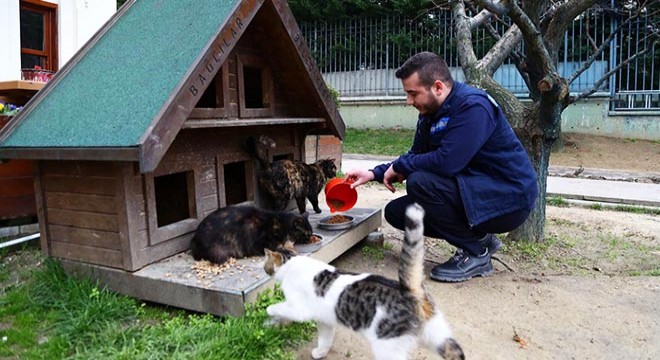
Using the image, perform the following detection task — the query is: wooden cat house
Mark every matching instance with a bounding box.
[0,0,381,316]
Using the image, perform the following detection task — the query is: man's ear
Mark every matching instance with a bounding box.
[433,79,445,94]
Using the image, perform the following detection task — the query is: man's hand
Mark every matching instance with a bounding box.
[383,165,405,193]
[344,169,375,188]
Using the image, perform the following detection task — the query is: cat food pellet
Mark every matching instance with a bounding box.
[328,199,345,210]
[309,235,321,243]
[327,215,350,224]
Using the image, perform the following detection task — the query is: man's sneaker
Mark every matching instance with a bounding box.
[429,249,494,282]
[480,234,502,255]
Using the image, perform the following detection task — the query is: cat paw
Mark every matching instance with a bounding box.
[313,208,322,214]
[311,347,330,359]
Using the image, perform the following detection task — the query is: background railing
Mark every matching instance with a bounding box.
[300,6,659,112]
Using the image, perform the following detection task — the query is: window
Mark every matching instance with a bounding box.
[20,0,58,71]
[216,156,256,207]
[154,172,195,227]
[223,162,248,205]
[243,66,264,108]
[238,54,273,117]
[193,65,230,114]
[146,169,199,245]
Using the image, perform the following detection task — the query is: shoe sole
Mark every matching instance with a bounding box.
[429,262,494,283]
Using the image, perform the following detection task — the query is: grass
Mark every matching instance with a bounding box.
[361,242,394,261]
[0,251,314,359]
[362,245,385,261]
[343,128,414,156]
[502,236,556,260]
[547,196,569,207]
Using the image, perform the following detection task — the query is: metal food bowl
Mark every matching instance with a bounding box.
[294,234,323,253]
[318,215,354,230]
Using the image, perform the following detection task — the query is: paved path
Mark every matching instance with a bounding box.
[342,154,660,208]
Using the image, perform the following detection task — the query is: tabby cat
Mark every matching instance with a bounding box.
[263,203,465,360]
[190,205,312,265]
[248,135,337,214]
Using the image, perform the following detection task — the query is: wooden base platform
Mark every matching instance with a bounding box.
[60,207,382,316]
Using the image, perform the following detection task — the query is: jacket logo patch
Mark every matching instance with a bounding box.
[431,117,450,134]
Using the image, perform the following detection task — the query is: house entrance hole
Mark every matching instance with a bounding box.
[154,171,193,227]
[224,161,248,205]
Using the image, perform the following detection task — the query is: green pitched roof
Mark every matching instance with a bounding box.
[1,0,238,148]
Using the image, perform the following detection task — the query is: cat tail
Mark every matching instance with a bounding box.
[246,135,276,168]
[401,203,465,360]
[398,203,429,313]
[422,312,465,360]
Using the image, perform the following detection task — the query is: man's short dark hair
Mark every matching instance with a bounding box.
[395,51,453,87]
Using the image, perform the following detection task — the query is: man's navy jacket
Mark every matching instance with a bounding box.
[372,81,538,227]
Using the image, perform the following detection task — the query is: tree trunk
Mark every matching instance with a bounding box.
[509,106,550,243]
[508,89,567,243]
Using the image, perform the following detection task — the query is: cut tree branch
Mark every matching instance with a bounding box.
[477,0,509,16]
[505,1,558,88]
[469,8,496,30]
[567,12,645,84]
[571,46,657,104]
[452,0,479,67]
[481,24,523,76]
[544,0,597,52]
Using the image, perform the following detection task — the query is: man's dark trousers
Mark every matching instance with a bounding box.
[384,171,531,255]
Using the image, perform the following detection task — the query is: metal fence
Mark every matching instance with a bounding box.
[300,6,659,112]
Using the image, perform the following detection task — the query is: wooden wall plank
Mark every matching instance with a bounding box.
[34,162,50,254]
[43,176,116,195]
[41,161,117,177]
[0,178,34,197]
[48,209,118,232]
[0,196,36,220]
[49,225,121,250]
[0,159,33,177]
[200,194,218,215]
[45,192,117,214]
[50,241,123,268]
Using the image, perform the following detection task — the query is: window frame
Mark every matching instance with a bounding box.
[145,168,200,246]
[20,0,58,71]
[237,54,273,118]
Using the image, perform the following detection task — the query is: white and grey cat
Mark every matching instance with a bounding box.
[263,203,464,360]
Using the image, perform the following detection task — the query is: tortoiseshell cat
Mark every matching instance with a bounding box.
[248,135,337,214]
[264,203,464,360]
[190,205,312,265]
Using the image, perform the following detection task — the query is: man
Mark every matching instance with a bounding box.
[345,51,538,282]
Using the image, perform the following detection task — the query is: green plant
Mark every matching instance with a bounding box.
[327,84,341,108]
[343,128,414,156]
[362,245,385,261]
[612,205,660,216]
[629,268,660,276]
[590,203,604,210]
[547,196,569,207]
[503,236,555,260]
[0,102,22,116]
[0,256,314,359]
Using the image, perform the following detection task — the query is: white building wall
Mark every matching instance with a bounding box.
[0,1,22,81]
[0,0,116,82]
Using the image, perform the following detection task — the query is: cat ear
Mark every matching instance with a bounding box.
[283,240,295,251]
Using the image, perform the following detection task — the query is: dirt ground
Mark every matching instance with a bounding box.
[548,133,659,173]
[296,134,660,359]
